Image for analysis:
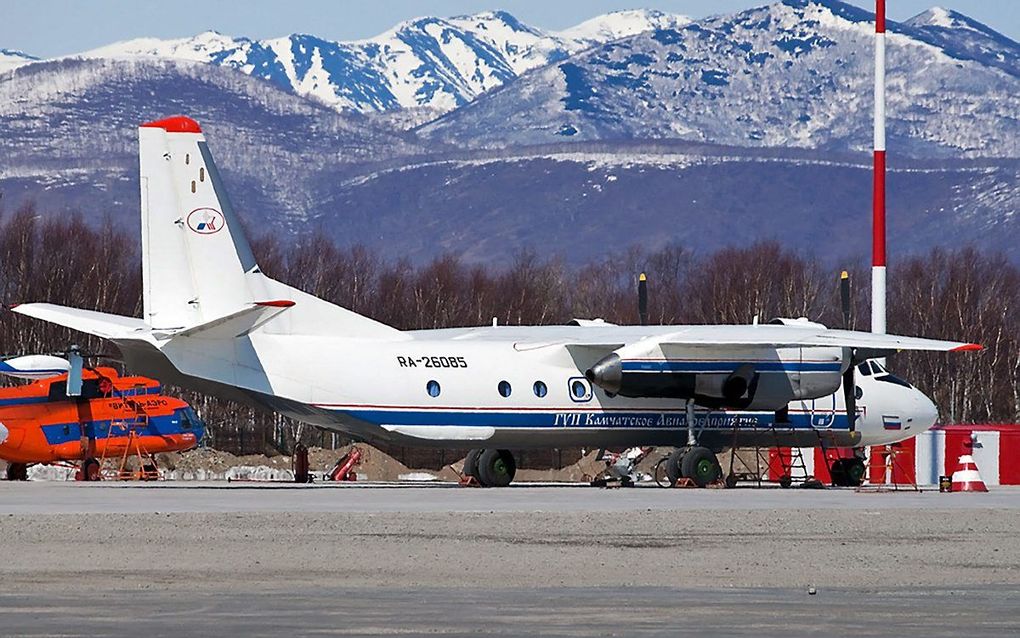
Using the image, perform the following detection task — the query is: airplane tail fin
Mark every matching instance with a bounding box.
[138,116,398,339]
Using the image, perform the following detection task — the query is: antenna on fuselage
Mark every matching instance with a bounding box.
[638,273,648,326]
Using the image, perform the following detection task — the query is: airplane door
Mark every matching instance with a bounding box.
[811,394,836,428]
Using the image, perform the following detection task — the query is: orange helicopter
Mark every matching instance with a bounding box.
[0,354,204,481]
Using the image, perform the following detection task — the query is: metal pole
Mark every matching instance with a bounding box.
[872,0,887,338]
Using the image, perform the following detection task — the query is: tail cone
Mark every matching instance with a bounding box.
[950,454,988,493]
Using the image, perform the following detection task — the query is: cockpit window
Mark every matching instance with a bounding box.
[857,363,872,376]
[874,373,913,389]
[869,361,883,375]
[180,407,203,430]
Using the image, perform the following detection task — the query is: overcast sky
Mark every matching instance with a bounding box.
[2,0,1017,58]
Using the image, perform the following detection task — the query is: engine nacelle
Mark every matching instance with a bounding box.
[585,346,843,410]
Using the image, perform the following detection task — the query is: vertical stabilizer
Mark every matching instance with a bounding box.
[139,116,262,329]
[137,116,399,340]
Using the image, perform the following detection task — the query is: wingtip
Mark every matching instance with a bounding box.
[951,343,983,352]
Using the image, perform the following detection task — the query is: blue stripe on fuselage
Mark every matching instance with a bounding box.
[338,408,851,431]
[621,361,840,373]
[39,412,199,446]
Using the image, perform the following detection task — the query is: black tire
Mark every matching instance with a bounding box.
[681,447,721,488]
[779,474,793,489]
[463,449,481,480]
[653,457,673,488]
[829,459,848,487]
[845,458,866,487]
[665,448,685,486]
[6,463,28,481]
[725,473,738,489]
[81,458,101,482]
[477,449,516,488]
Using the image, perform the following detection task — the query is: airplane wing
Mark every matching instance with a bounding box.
[562,324,980,356]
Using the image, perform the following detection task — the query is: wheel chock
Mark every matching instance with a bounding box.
[671,478,698,488]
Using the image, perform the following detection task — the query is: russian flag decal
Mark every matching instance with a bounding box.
[882,415,902,430]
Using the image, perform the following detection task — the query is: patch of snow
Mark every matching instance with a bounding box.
[398,472,439,482]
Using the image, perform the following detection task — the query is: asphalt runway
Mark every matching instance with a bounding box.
[1,482,1018,637]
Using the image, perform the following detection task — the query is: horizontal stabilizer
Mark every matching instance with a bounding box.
[163,301,294,340]
[10,304,147,339]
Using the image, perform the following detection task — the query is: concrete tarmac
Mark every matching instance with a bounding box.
[1,482,1018,637]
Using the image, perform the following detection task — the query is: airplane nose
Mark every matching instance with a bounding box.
[911,389,939,432]
[0,422,8,445]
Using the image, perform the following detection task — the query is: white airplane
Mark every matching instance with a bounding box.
[11,116,981,488]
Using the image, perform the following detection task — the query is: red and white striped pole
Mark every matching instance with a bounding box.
[872,0,886,337]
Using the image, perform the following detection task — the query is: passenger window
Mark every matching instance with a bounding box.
[569,377,592,402]
[498,381,512,398]
[199,167,205,182]
[869,361,882,375]
[426,380,441,398]
[533,381,547,398]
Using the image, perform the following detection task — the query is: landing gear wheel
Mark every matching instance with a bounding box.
[845,458,866,487]
[830,459,848,487]
[725,473,738,489]
[665,448,686,486]
[653,457,673,488]
[779,474,793,489]
[6,463,28,481]
[477,449,516,488]
[81,458,101,482]
[680,447,721,488]
[463,449,481,481]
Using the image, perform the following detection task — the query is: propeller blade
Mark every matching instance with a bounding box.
[843,358,857,432]
[638,273,648,326]
[840,270,851,330]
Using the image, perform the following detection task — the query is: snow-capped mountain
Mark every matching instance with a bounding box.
[76,10,689,115]
[420,0,1020,158]
[0,48,39,73]
[1,2,1018,267]
[0,56,421,234]
[904,7,1020,79]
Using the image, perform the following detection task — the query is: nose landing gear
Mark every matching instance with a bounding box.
[829,457,866,487]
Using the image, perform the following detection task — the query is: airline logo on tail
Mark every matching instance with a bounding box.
[187,208,225,234]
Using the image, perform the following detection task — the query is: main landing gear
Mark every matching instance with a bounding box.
[659,446,723,488]
[463,449,517,487]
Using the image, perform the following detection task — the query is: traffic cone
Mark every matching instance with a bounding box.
[950,455,988,492]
